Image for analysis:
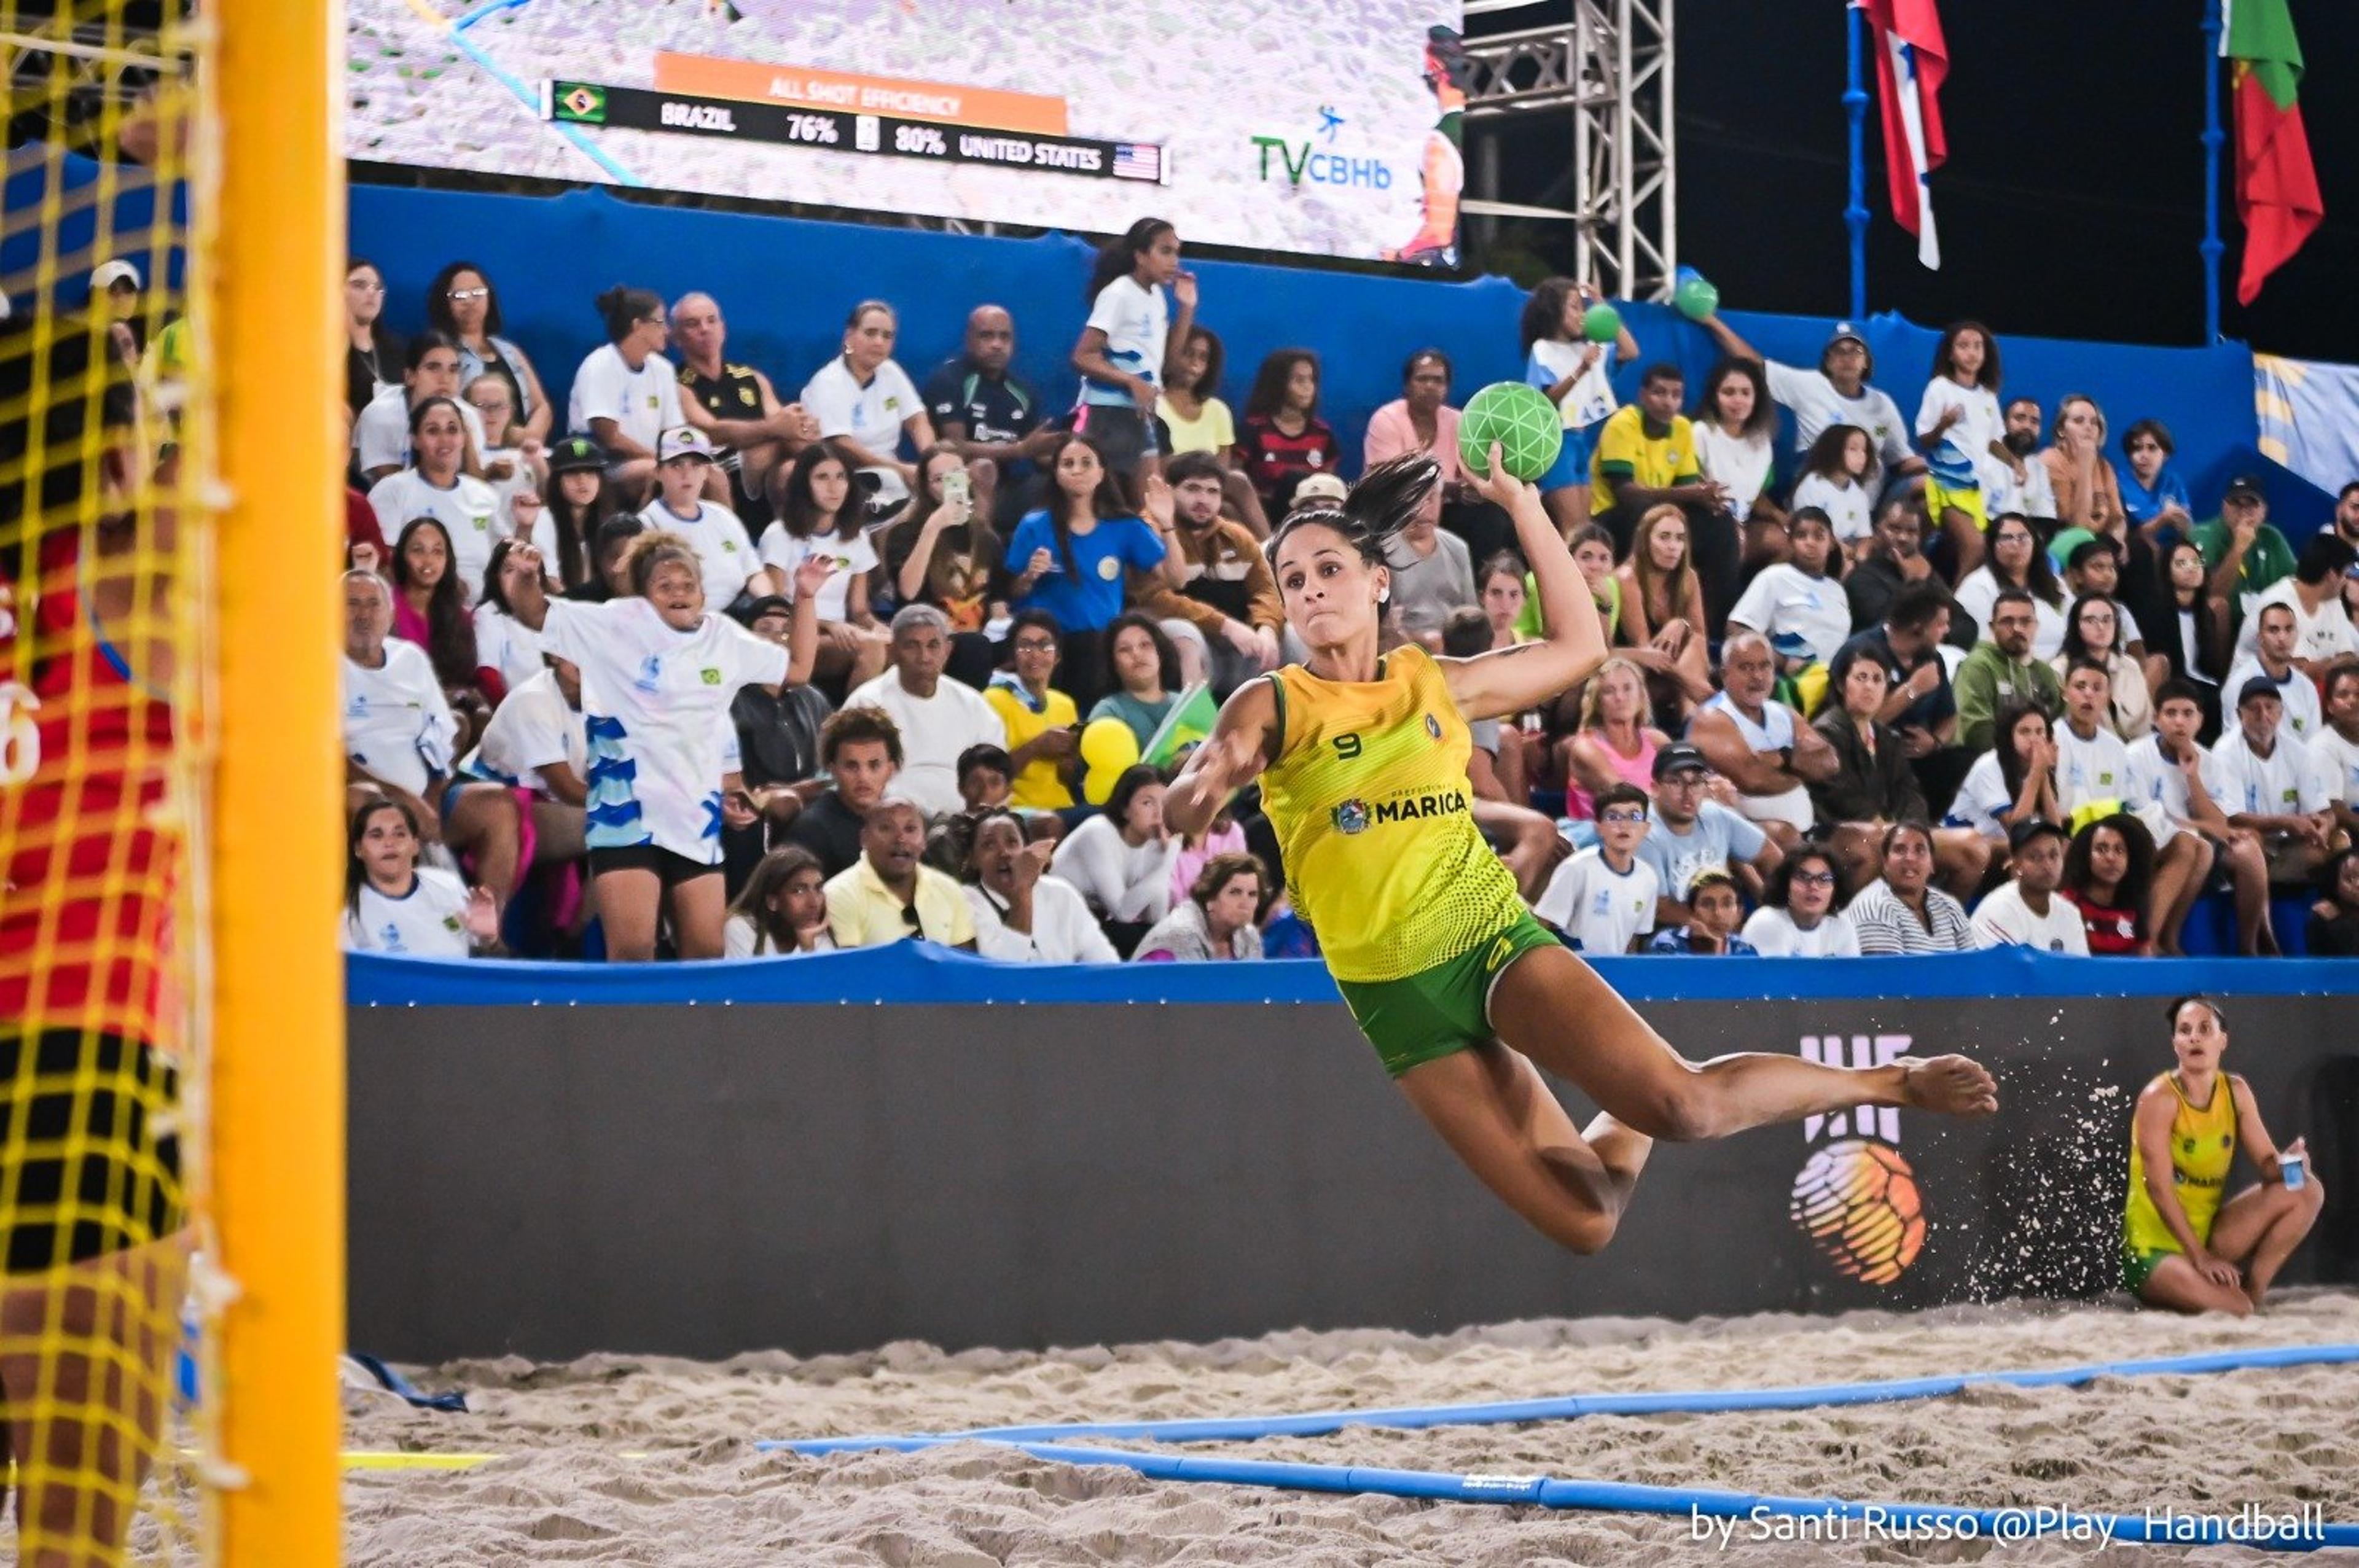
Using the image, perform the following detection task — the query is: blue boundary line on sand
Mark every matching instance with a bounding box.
[757,1344,2359,1549]
[443,0,643,187]
[813,1343,2359,1445]
[763,1437,2357,1551]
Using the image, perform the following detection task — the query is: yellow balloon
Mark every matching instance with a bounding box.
[1079,717,1141,805]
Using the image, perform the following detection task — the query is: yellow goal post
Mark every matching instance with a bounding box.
[0,0,343,1561]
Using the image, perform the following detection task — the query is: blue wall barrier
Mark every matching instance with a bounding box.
[347,945,2359,1008]
[345,182,2295,525]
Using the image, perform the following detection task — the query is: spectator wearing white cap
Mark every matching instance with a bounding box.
[635,426,773,613]
[567,285,685,505]
[962,810,1119,963]
[801,300,934,513]
[89,258,145,351]
[843,605,1007,819]
[1700,314,1923,499]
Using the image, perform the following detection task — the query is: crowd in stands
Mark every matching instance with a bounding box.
[327,221,2359,967]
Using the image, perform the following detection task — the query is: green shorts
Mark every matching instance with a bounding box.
[2121,1244,2179,1295]
[1334,911,1562,1078]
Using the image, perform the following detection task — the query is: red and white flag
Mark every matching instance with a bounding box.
[1863,0,1948,269]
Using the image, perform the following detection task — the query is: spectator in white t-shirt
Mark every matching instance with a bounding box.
[1741,848,1861,956]
[2052,658,2138,817]
[2312,664,2359,840]
[533,534,824,961]
[1072,217,1193,485]
[757,439,890,690]
[843,605,1007,819]
[341,795,498,957]
[1519,275,1641,534]
[352,331,491,485]
[470,537,550,701]
[801,299,934,512]
[1727,507,1853,668]
[1052,763,1180,950]
[1691,357,1788,567]
[1914,322,2008,576]
[1790,425,1875,554]
[1700,314,1924,500]
[566,285,684,505]
[366,396,503,603]
[2211,677,2335,895]
[1970,818,2089,954]
[1533,783,1659,953]
[463,652,590,890]
[635,426,772,613]
[1984,397,2056,522]
[723,844,837,958]
[340,569,522,908]
[2232,532,2359,669]
[963,810,1120,964]
[2221,599,2323,744]
[461,371,549,528]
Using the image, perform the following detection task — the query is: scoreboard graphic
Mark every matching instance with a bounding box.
[345,0,1460,263]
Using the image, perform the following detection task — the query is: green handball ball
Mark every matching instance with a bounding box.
[1457,381,1564,483]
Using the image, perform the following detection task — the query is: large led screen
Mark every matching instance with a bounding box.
[346,0,1468,265]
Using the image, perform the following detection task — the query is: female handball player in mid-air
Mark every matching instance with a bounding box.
[1165,448,1998,1254]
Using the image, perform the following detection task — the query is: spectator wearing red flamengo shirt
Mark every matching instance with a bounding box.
[1233,348,1341,518]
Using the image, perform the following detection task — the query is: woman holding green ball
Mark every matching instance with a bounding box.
[1519,277,1640,537]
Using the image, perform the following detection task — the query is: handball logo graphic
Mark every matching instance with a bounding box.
[1331,797,1371,835]
[1789,1137,1926,1286]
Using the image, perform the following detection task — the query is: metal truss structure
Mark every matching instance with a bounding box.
[1461,0,1675,300]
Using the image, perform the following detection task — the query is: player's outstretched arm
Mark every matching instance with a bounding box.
[1442,443,1608,721]
[1165,676,1280,839]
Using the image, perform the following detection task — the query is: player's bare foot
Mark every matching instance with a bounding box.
[1898,1055,1998,1117]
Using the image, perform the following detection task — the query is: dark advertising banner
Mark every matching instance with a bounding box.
[348,990,2355,1362]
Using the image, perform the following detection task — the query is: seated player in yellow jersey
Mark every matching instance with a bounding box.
[1166,447,1997,1257]
[2122,997,2322,1315]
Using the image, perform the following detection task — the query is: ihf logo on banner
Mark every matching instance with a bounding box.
[1790,1033,1927,1287]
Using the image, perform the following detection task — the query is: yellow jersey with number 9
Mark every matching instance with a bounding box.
[1260,646,1527,983]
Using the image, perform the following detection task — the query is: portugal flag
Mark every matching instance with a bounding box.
[2224,0,2323,304]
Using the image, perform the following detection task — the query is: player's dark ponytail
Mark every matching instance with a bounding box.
[1269,454,1441,570]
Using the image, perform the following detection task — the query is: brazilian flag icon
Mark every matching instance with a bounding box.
[552,82,608,124]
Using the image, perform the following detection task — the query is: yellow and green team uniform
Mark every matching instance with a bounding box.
[1260,646,1555,1076]
[1588,405,1699,517]
[2120,1070,2239,1293]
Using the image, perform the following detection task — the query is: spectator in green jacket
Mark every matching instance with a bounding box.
[1954,587,2064,753]
[2191,474,2298,630]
